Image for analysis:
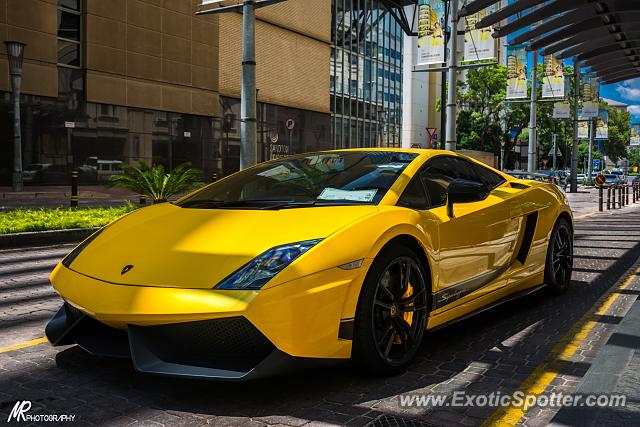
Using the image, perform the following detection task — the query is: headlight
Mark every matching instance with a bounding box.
[215,239,322,290]
[62,228,104,268]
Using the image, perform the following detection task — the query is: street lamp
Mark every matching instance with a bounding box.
[5,40,26,192]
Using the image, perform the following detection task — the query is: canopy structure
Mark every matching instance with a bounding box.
[460,0,640,84]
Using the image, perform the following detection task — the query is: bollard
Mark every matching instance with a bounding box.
[620,185,624,208]
[627,185,630,205]
[70,168,78,208]
[599,186,604,212]
[211,172,219,183]
[139,194,147,206]
[607,186,611,210]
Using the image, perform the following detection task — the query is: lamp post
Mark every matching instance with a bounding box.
[5,41,26,192]
[197,0,287,170]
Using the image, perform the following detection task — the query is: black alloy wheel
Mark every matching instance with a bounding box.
[545,218,574,294]
[353,245,429,375]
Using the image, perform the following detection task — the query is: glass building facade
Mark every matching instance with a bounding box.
[331,0,403,149]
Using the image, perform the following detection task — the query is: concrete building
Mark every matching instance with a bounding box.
[0,0,371,186]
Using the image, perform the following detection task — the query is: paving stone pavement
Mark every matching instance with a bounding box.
[1,204,640,426]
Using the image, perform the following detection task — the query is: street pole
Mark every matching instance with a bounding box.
[440,71,447,150]
[527,52,538,173]
[5,41,26,192]
[10,72,23,192]
[240,0,257,169]
[588,117,594,185]
[552,133,557,170]
[445,0,458,151]
[570,60,580,193]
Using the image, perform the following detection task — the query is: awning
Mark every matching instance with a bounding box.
[460,0,640,84]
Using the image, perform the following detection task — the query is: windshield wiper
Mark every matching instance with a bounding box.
[179,199,227,208]
[261,200,367,210]
[180,199,367,210]
[180,199,298,209]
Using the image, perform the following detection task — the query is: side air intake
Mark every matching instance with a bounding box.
[517,211,538,264]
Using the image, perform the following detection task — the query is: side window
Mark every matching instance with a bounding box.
[471,163,506,190]
[420,157,486,208]
[397,176,429,210]
[420,159,449,207]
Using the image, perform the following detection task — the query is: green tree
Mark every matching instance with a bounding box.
[108,162,204,203]
[456,65,530,168]
[603,107,631,163]
[628,147,640,170]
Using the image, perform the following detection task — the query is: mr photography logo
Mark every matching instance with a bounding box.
[6,401,76,423]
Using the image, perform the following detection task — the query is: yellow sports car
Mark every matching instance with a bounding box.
[46,149,573,380]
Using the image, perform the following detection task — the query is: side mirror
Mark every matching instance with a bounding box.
[447,179,490,217]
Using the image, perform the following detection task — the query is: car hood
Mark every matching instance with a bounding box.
[68,202,378,289]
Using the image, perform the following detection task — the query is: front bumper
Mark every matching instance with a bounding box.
[47,262,370,379]
[46,303,330,380]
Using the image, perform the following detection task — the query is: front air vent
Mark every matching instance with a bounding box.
[510,182,530,190]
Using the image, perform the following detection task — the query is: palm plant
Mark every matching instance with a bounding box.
[108,162,204,204]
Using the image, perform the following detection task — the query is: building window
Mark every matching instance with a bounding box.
[57,0,81,67]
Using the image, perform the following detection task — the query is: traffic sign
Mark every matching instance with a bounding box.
[285,118,296,131]
[595,174,606,186]
[593,159,601,171]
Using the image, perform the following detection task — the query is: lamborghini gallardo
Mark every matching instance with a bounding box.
[46,149,573,380]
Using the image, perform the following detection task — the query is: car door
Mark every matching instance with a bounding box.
[418,156,522,310]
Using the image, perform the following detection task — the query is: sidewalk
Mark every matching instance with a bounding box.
[551,269,640,426]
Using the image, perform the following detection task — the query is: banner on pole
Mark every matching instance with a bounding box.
[596,110,609,139]
[553,101,571,119]
[577,119,590,140]
[631,124,640,146]
[506,45,528,99]
[462,6,497,63]
[580,74,600,118]
[542,55,565,99]
[417,0,446,65]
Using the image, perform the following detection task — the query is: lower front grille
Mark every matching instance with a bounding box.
[132,317,276,372]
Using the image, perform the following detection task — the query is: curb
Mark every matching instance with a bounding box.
[0,228,99,250]
[551,266,640,426]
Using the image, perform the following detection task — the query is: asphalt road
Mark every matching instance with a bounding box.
[1,204,640,426]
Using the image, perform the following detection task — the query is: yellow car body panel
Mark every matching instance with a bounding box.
[47,148,572,377]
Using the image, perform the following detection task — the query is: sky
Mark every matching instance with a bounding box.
[602,80,640,124]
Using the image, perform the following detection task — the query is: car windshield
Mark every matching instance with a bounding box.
[178,151,418,209]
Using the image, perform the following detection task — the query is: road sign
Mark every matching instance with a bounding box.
[426,128,438,148]
[64,121,75,128]
[285,118,296,131]
[595,174,606,186]
[593,159,601,170]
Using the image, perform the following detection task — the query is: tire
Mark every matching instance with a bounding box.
[352,244,430,376]
[544,217,574,295]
